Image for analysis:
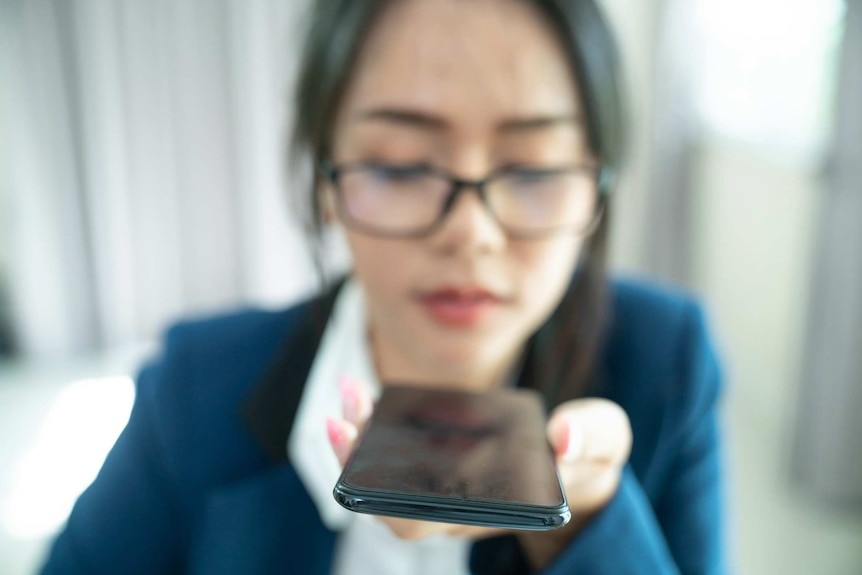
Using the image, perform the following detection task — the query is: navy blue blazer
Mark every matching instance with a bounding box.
[40,279,725,574]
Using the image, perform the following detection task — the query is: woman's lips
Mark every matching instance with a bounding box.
[418,288,503,327]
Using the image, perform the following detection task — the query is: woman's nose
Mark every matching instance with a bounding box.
[428,185,507,255]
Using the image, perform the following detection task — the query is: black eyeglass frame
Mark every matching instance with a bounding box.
[319,160,611,240]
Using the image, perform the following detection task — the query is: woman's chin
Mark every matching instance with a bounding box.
[421,336,520,385]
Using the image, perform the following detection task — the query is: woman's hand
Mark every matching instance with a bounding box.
[326,376,632,565]
[516,397,632,569]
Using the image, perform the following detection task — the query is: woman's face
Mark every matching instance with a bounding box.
[328,0,597,387]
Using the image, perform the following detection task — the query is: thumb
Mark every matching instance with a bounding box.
[547,399,632,465]
[339,375,374,429]
[326,417,359,467]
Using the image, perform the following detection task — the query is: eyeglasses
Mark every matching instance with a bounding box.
[319,161,605,239]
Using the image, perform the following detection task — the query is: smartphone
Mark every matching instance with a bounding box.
[332,384,570,531]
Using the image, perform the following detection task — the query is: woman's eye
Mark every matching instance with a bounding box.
[370,164,433,181]
[507,169,557,185]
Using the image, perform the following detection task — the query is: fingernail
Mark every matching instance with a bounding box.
[563,421,584,462]
[339,376,360,422]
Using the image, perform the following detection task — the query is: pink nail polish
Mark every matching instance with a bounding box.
[564,421,584,462]
[326,418,343,446]
[338,375,355,394]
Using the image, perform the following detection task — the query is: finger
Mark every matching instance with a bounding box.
[559,464,623,513]
[326,417,358,467]
[547,399,632,465]
[379,515,502,541]
[339,375,374,428]
[379,517,448,541]
[547,412,584,462]
[449,525,506,540]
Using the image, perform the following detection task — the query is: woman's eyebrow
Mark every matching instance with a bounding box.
[354,108,448,130]
[353,108,582,133]
[497,114,583,133]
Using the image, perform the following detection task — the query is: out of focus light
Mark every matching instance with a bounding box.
[693,0,846,163]
[0,377,135,541]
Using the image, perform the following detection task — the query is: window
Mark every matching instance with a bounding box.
[692,0,845,165]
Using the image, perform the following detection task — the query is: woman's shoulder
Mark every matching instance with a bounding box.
[606,276,717,361]
[158,282,341,371]
[602,277,724,505]
[160,299,311,358]
[603,276,723,433]
[609,276,701,325]
[158,282,341,365]
[131,293,332,476]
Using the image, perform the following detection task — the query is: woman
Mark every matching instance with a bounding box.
[41,0,725,573]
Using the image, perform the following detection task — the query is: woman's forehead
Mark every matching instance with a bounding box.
[340,0,581,126]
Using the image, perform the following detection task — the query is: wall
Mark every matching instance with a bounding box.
[599,0,662,274]
[691,139,821,436]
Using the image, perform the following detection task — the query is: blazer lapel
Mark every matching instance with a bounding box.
[241,280,343,463]
[188,281,343,574]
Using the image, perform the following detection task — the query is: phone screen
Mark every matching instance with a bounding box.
[340,385,564,508]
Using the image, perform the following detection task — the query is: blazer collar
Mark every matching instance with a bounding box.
[239,273,610,463]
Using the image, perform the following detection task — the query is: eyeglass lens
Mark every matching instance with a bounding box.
[336,165,598,236]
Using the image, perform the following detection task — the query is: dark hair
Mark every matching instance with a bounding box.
[292,0,627,406]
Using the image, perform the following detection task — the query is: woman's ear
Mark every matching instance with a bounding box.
[318,183,338,224]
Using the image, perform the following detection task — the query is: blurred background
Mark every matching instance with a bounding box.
[1,0,861,573]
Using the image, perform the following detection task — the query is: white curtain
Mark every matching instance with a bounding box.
[792,0,862,503]
[0,0,318,358]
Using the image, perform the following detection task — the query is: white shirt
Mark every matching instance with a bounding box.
[287,279,471,575]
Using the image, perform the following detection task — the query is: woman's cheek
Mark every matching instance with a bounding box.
[521,242,582,317]
[349,236,403,289]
